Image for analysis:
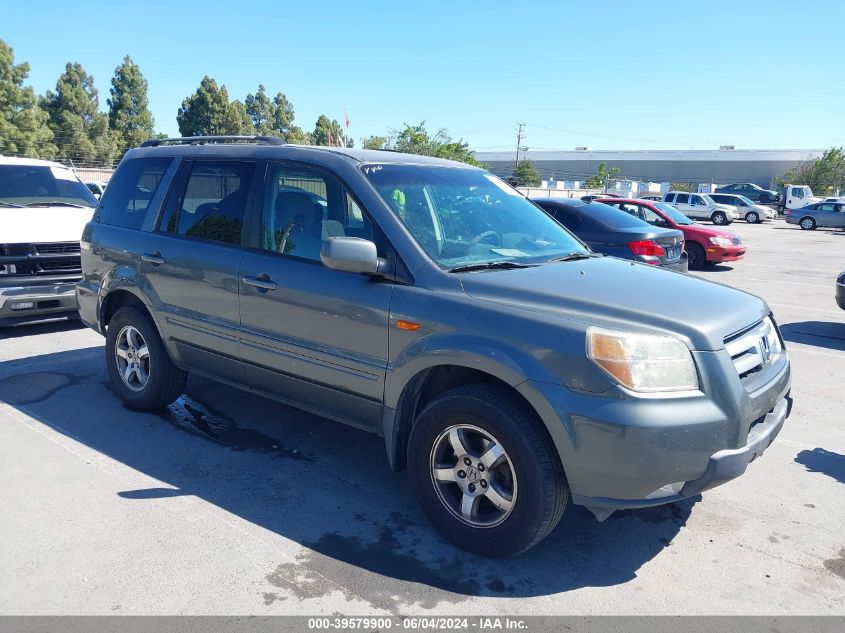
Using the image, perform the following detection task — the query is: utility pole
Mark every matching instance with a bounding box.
[515,123,525,167]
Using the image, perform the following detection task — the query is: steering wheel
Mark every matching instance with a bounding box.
[471,230,502,246]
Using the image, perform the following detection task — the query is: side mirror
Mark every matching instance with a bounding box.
[321,237,382,275]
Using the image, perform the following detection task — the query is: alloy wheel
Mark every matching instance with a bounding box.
[115,325,150,392]
[429,424,518,528]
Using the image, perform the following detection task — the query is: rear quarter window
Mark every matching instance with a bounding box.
[665,193,675,203]
[96,157,172,230]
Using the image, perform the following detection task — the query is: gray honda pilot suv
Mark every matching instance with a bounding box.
[77,136,792,556]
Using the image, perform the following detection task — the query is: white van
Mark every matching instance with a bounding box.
[0,157,97,326]
[662,191,738,225]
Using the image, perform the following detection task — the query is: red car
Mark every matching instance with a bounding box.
[597,198,746,270]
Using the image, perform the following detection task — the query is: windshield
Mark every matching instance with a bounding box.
[701,194,718,205]
[362,164,589,269]
[655,202,693,225]
[736,195,755,206]
[0,164,98,208]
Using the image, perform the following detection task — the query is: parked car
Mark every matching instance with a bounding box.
[0,156,97,326]
[580,192,621,203]
[785,201,845,229]
[531,198,688,272]
[837,272,845,310]
[78,136,792,556]
[86,181,108,199]
[598,198,746,270]
[663,191,738,225]
[715,183,779,204]
[708,193,776,223]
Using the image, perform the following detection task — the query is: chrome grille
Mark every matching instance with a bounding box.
[725,317,782,380]
[0,242,82,277]
[32,242,80,255]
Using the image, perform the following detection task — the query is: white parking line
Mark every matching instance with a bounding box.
[727,277,831,289]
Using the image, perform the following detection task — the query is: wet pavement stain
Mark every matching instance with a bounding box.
[0,372,82,405]
[266,527,480,611]
[823,548,845,581]
[153,394,311,461]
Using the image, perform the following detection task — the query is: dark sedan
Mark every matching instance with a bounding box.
[837,271,845,310]
[531,198,688,271]
[714,183,779,204]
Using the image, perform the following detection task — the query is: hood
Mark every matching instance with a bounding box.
[2,206,94,243]
[683,223,737,238]
[459,256,768,351]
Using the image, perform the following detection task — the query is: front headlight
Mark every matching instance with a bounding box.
[587,327,699,393]
[709,236,733,247]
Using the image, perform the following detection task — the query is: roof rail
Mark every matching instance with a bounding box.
[140,135,285,148]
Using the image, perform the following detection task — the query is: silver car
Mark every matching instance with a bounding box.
[786,201,845,230]
[708,193,776,224]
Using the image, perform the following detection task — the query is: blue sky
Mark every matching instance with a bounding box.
[4,0,844,151]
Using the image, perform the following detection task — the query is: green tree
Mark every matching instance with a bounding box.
[0,39,55,158]
[107,55,155,156]
[670,182,695,192]
[361,135,388,150]
[586,161,620,189]
[512,159,540,186]
[370,122,479,165]
[272,92,295,138]
[244,84,275,135]
[285,125,312,145]
[780,148,845,195]
[43,62,116,164]
[177,76,253,137]
[313,114,350,147]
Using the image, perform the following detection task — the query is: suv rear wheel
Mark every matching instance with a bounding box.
[106,306,187,410]
[711,211,728,225]
[407,384,567,557]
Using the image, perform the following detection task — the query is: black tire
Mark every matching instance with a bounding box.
[407,384,568,557]
[105,306,187,410]
[711,211,728,225]
[799,216,816,230]
[686,242,706,270]
[745,211,760,224]
[759,194,771,204]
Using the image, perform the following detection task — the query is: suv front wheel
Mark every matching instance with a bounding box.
[408,384,568,557]
[106,306,187,410]
[711,211,729,225]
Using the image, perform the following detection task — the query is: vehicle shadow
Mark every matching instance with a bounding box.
[794,448,845,484]
[779,321,845,353]
[0,348,696,608]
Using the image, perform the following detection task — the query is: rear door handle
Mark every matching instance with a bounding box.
[242,274,277,292]
[141,251,165,265]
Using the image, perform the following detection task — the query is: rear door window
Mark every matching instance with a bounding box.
[96,158,172,229]
[158,161,256,245]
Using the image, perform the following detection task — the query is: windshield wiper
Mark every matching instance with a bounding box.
[548,251,598,263]
[448,261,538,273]
[24,201,89,208]
[0,201,25,208]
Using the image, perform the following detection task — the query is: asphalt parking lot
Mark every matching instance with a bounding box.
[0,218,843,616]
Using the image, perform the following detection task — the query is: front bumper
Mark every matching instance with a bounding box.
[572,394,792,519]
[522,346,791,520]
[0,278,80,326]
[706,244,746,263]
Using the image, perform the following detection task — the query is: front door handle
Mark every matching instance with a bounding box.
[242,274,277,292]
[141,251,165,265]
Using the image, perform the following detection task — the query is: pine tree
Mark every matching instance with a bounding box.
[312,114,348,146]
[177,76,253,137]
[43,62,116,164]
[108,55,155,156]
[0,39,55,158]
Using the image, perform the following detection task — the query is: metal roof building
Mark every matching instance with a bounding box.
[473,148,826,187]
